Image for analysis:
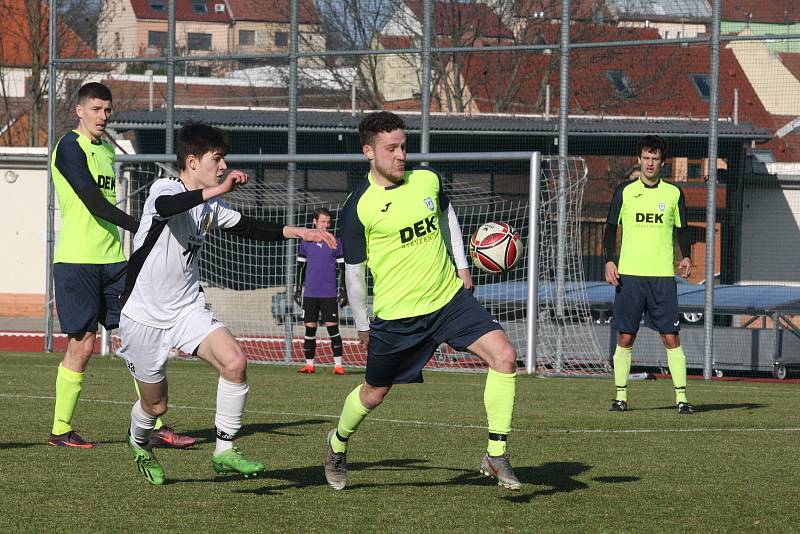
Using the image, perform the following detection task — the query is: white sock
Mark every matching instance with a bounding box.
[130,400,157,448]
[305,359,314,367]
[214,376,248,455]
[334,356,343,367]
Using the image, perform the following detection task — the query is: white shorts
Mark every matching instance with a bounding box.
[118,306,226,383]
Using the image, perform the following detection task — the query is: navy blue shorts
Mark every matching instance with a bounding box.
[53,262,127,334]
[613,275,680,335]
[365,287,503,387]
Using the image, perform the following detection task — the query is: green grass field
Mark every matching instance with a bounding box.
[2,351,799,533]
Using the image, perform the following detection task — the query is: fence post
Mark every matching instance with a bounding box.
[45,0,58,352]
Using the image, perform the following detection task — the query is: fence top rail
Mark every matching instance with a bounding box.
[116,152,545,164]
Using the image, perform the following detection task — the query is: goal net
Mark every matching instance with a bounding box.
[116,155,609,375]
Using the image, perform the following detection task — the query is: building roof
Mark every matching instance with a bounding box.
[779,53,800,82]
[108,107,769,140]
[608,0,711,20]
[225,0,320,24]
[129,0,231,22]
[403,0,513,39]
[0,0,95,66]
[453,25,773,128]
[512,0,710,22]
[721,1,800,24]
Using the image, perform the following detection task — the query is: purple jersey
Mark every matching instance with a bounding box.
[298,238,344,298]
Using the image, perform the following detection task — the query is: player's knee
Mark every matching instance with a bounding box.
[492,343,517,373]
[618,333,636,347]
[219,351,248,383]
[361,384,389,409]
[142,398,168,418]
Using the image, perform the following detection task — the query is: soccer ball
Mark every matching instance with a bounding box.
[469,222,524,275]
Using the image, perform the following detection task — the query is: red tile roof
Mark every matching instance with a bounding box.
[721,1,800,24]
[454,24,773,128]
[779,53,800,82]
[378,35,414,49]
[403,0,513,39]
[0,0,95,65]
[225,0,321,24]
[130,0,231,22]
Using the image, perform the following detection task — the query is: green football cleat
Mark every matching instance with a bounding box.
[128,434,165,485]
[211,447,265,477]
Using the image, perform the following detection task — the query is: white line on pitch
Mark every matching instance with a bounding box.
[2,393,800,435]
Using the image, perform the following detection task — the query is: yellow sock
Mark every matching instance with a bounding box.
[331,385,371,453]
[613,345,633,402]
[52,363,84,435]
[484,369,516,456]
[667,346,688,404]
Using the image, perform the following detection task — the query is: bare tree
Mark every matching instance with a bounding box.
[0,0,96,146]
[307,0,402,109]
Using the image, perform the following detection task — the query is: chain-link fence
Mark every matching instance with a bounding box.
[26,0,800,377]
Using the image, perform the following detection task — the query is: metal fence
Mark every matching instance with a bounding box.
[33,0,800,378]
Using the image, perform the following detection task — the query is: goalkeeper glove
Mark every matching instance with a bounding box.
[337,290,348,307]
[293,286,303,307]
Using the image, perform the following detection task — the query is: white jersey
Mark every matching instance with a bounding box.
[121,177,241,328]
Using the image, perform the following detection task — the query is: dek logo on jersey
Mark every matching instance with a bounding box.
[635,213,664,223]
[399,214,437,244]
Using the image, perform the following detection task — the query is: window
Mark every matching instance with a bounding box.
[606,70,635,98]
[661,162,673,178]
[690,74,710,100]
[239,30,255,46]
[149,0,165,10]
[187,32,212,51]
[687,161,703,180]
[274,31,288,47]
[192,1,208,13]
[148,31,168,49]
[186,65,213,77]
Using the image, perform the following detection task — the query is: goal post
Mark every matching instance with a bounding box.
[111,152,610,376]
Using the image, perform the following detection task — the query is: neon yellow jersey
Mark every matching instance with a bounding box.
[607,177,687,276]
[340,167,462,319]
[51,130,125,264]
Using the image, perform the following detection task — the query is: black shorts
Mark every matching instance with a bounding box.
[53,261,127,335]
[365,287,503,387]
[302,297,339,324]
[613,275,680,335]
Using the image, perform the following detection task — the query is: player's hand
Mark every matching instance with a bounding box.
[301,228,337,249]
[678,257,692,279]
[207,170,248,199]
[457,267,474,294]
[293,286,302,307]
[604,261,620,286]
[337,290,348,307]
[357,330,369,349]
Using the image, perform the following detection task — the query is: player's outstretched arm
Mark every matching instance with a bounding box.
[283,227,337,249]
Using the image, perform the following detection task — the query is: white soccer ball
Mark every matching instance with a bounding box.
[469,222,524,275]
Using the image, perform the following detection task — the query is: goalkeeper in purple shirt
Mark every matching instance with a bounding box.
[294,208,348,374]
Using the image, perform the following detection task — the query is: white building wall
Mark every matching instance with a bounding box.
[0,148,49,295]
[739,185,800,284]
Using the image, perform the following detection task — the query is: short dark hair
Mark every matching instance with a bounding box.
[358,111,406,146]
[637,135,667,160]
[175,121,231,171]
[312,207,332,221]
[78,82,112,103]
